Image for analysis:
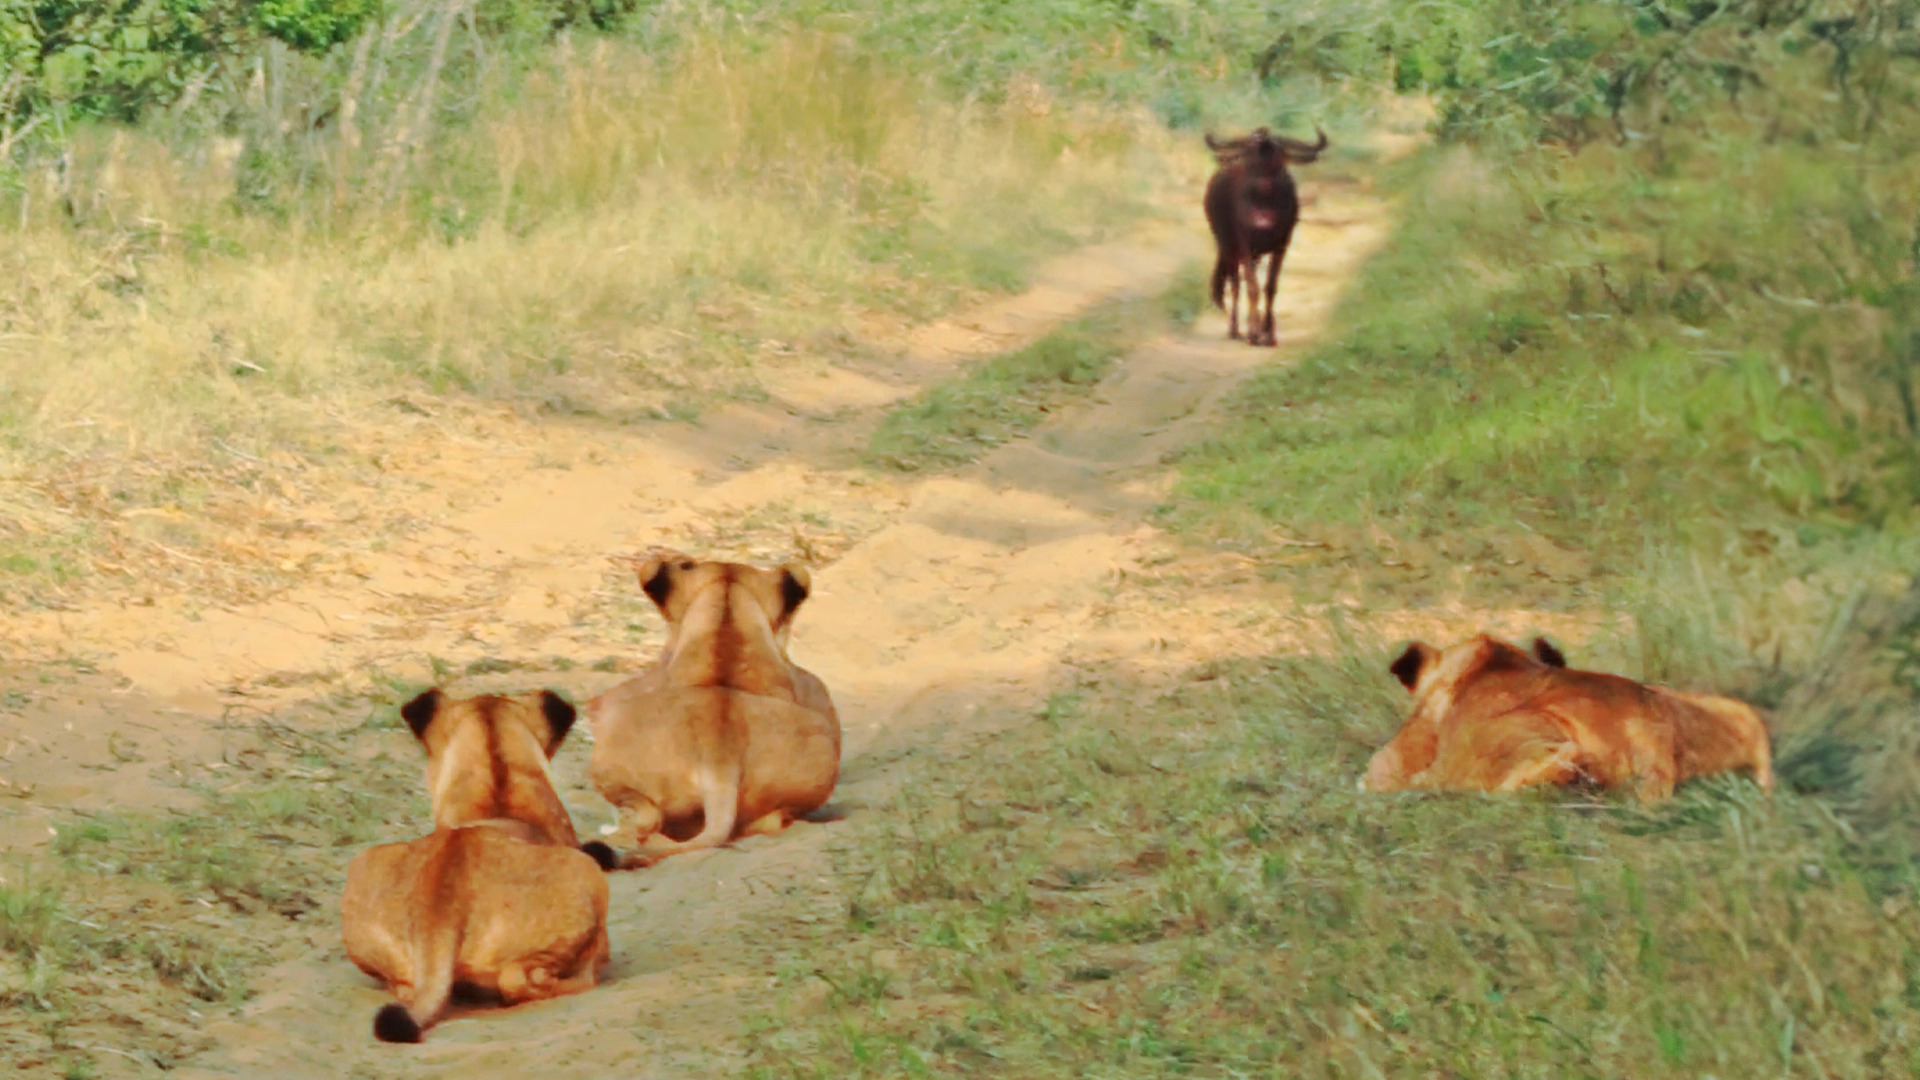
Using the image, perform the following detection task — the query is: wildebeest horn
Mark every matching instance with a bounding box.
[1204,129,1265,165]
[1274,127,1330,163]
[1204,133,1251,162]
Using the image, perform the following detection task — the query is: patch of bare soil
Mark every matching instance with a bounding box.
[3,120,1602,1079]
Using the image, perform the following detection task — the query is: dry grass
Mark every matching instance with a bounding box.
[0,29,1176,606]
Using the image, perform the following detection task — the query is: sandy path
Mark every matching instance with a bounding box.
[1,149,1456,1078]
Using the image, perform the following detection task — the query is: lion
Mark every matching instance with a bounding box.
[586,554,841,867]
[340,689,611,1044]
[1365,634,1681,802]
[1531,637,1774,793]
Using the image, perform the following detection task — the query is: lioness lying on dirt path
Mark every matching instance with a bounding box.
[587,553,841,868]
[1365,634,1772,802]
[341,689,611,1043]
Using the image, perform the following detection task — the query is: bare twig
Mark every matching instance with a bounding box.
[336,29,376,210]
[171,62,219,118]
[1756,284,1841,310]
[214,440,265,463]
[140,539,208,565]
[382,0,470,201]
[0,112,47,162]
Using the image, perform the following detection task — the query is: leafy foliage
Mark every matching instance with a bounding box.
[1,0,379,122]
[1431,0,1920,146]
[254,0,383,53]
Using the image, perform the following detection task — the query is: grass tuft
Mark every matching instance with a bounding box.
[866,301,1158,472]
[0,27,1172,605]
[0,737,423,1026]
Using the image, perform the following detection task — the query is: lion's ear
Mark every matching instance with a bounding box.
[537,690,578,752]
[638,558,673,608]
[1389,643,1431,691]
[1532,637,1568,668]
[400,688,443,740]
[778,564,811,619]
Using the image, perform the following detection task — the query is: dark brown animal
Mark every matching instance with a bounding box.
[1202,126,1327,346]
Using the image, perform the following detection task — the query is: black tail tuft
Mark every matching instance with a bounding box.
[374,1003,423,1044]
[581,840,619,871]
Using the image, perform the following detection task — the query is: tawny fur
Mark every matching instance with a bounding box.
[1530,639,1775,793]
[1655,688,1775,792]
[1367,635,1680,801]
[587,554,841,868]
[340,690,610,1043]
[1366,635,1774,802]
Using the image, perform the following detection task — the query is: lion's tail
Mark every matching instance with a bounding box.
[373,918,460,1043]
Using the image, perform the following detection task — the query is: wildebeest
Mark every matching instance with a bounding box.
[1202,126,1328,346]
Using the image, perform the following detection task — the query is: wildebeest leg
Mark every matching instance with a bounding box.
[1225,252,1243,340]
[1247,255,1270,347]
[1260,232,1294,347]
[1236,257,1258,342]
[1256,253,1277,347]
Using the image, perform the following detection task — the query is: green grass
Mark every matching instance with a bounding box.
[1166,0,1920,600]
[1169,141,1918,586]
[51,778,400,917]
[866,301,1159,472]
[0,710,425,1075]
[0,859,251,1021]
[1,1,1916,1075]
[749,660,1920,1079]
[749,7,1920,1077]
[1160,18,1920,829]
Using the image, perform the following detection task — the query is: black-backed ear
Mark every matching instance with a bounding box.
[1389,644,1428,691]
[638,558,673,608]
[779,565,811,620]
[539,690,578,748]
[1532,637,1568,668]
[400,689,442,740]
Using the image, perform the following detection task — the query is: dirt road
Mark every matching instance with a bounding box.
[0,127,1580,1078]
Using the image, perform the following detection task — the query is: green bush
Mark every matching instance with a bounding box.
[1,0,379,123]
